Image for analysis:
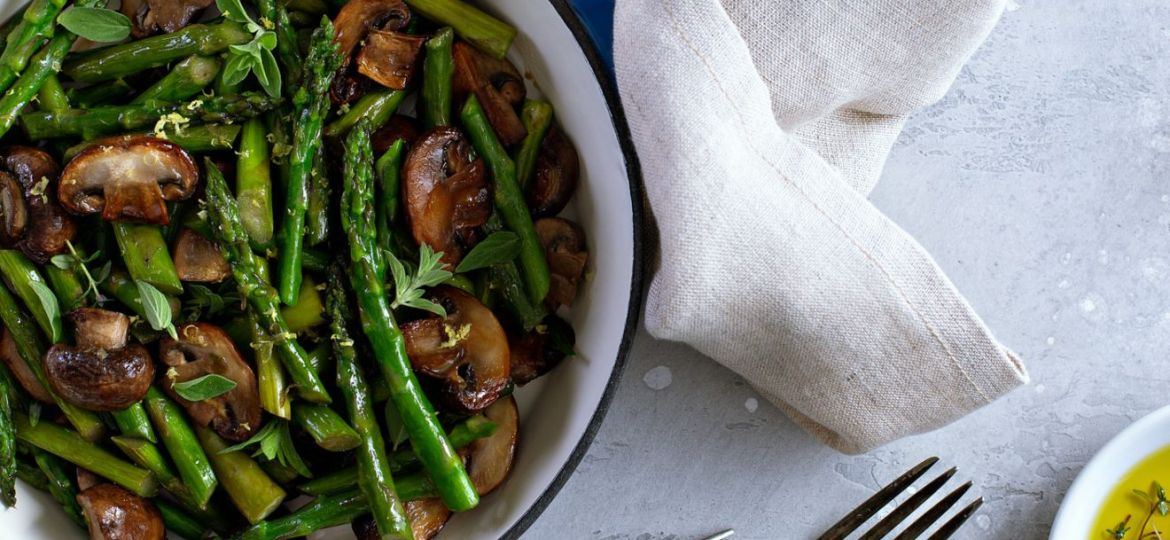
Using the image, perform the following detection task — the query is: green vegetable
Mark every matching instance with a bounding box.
[68,78,132,108]
[0,363,13,508]
[0,0,67,94]
[421,27,455,129]
[144,386,218,507]
[341,121,479,512]
[237,118,275,250]
[64,124,243,160]
[462,96,552,304]
[375,139,405,256]
[482,213,546,330]
[327,274,410,538]
[304,147,330,246]
[221,419,311,479]
[239,479,439,540]
[277,18,342,306]
[112,223,183,296]
[131,55,222,105]
[173,374,238,402]
[0,250,62,343]
[249,314,290,419]
[291,402,361,452]
[110,402,157,443]
[456,231,522,273]
[63,20,252,83]
[36,74,69,113]
[156,498,208,540]
[405,0,516,59]
[515,100,555,190]
[204,160,332,403]
[31,449,84,526]
[14,413,157,497]
[135,279,178,339]
[195,425,287,524]
[324,88,407,137]
[254,0,303,87]
[56,6,131,43]
[109,435,215,520]
[218,0,283,97]
[387,244,453,317]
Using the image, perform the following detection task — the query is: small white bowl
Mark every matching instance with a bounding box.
[1050,405,1170,539]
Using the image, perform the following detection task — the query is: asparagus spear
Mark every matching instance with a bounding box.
[0,362,12,507]
[250,314,291,419]
[100,268,180,322]
[155,498,208,540]
[422,27,455,129]
[110,436,200,511]
[204,159,332,403]
[131,55,222,105]
[462,96,552,304]
[31,448,84,526]
[0,248,62,343]
[0,281,104,441]
[291,402,362,452]
[375,139,406,256]
[68,78,133,108]
[515,100,555,191]
[0,0,67,93]
[110,403,157,443]
[304,148,330,246]
[22,91,282,140]
[36,73,69,113]
[13,413,157,497]
[301,248,330,274]
[64,124,242,160]
[143,386,218,507]
[112,224,183,295]
[483,213,546,330]
[327,273,410,537]
[63,21,252,82]
[342,121,479,511]
[298,414,497,496]
[195,425,286,524]
[15,459,48,491]
[44,262,86,312]
[404,0,516,59]
[254,0,302,87]
[238,118,275,250]
[0,0,105,139]
[0,5,30,45]
[280,274,325,332]
[277,19,342,306]
[324,88,407,137]
[239,477,439,540]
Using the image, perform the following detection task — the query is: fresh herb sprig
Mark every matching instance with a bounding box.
[134,279,177,339]
[216,0,281,98]
[49,240,110,304]
[57,6,131,43]
[387,244,452,317]
[172,373,238,402]
[221,419,311,477]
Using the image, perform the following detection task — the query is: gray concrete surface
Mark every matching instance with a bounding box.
[527,1,1170,538]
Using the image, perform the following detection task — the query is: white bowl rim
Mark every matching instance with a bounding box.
[1049,404,1170,539]
[497,2,645,538]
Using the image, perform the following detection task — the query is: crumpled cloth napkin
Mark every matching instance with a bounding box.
[614,0,1029,453]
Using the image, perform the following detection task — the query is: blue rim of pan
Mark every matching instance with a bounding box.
[500,1,645,538]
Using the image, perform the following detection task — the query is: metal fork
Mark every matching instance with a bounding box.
[816,457,983,540]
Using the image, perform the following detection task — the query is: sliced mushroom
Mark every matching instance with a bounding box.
[527,127,579,218]
[453,42,527,145]
[77,483,166,540]
[535,218,588,309]
[68,308,130,351]
[509,315,575,386]
[403,128,492,268]
[173,228,230,283]
[1,146,76,264]
[0,327,52,403]
[121,0,214,38]
[0,172,27,246]
[372,114,422,155]
[331,0,412,105]
[160,323,261,442]
[59,136,199,225]
[401,286,510,412]
[45,343,154,411]
[76,468,100,492]
[357,30,426,90]
[467,395,518,495]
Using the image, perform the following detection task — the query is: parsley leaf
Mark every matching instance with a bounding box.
[387,244,452,317]
[172,374,237,401]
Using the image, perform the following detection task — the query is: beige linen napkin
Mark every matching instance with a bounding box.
[614,0,1029,453]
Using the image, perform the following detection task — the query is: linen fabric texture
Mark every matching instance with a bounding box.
[613,0,1028,453]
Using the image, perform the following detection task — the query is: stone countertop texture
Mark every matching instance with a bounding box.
[528,1,1169,538]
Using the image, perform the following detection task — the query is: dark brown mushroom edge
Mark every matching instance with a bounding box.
[160,323,262,442]
[45,308,153,411]
[331,0,416,103]
[353,500,452,540]
[509,315,576,386]
[0,146,77,263]
[535,217,589,310]
[0,327,52,403]
[120,0,214,38]
[452,42,527,145]
[401,286,510,413]
[172,228,230,283]
[528,127,580,219]
[58,135,198,225]
[467,396,518,496]
[77,483,166,540]
[403,128,491,269]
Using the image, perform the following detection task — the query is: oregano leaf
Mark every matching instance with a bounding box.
[172,374,237,402]
[58,7,131,43]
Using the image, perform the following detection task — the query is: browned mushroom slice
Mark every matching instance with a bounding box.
[58,136,198,225]
[1,146,76,264]
[357,30,426,90]
[509,315,575,386]
[160,323,261,442]
[173,228,230,283]
[535,218,588,309]
[401,286,510,412]
[0,172,26,246]
[77,483,166,540]
[0,327,52,403]
[468,395,518,495]
[68,308,130,351]
[527,127,580,218]
[373,114,422,155]
[334,0,411,59]
[121,0,213,38]
[407,498,453,540]
[452,42,527,145]
[45,343,154,411]
[403,128,492,268]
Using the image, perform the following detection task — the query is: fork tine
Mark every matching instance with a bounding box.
[858,467,957,540]
[892,481,973,540]
[924,498,983,540]
[816,457,939,540]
